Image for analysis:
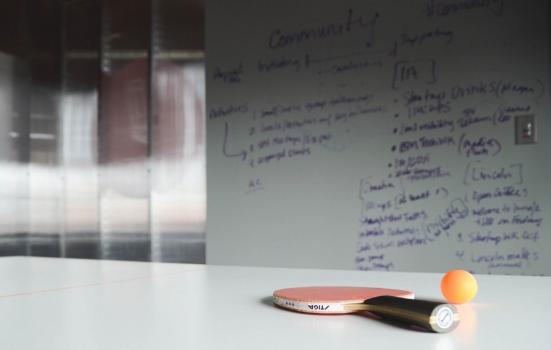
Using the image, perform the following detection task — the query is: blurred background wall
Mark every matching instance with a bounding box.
[0,0,206,263]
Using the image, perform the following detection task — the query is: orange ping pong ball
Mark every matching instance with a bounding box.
[441,269,478,304]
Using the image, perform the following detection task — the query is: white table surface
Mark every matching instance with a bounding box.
[1,256,550,350]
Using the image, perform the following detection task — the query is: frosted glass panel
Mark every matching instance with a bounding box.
[0,0,205,263]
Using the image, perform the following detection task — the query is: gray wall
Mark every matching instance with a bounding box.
[206,0,551,275]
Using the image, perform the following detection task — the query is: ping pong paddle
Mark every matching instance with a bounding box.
[273,286,459,333]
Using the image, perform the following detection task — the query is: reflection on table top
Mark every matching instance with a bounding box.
[1,256,550,350]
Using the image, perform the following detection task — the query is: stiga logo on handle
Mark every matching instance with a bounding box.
[308,304,330,311]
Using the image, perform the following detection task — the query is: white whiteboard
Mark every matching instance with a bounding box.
[206,0,551,275]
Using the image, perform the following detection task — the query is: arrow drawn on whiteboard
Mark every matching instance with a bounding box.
[306,44,396,66]
[222,122,247,161]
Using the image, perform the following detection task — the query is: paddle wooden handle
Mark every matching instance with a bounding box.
[362,296,460,333]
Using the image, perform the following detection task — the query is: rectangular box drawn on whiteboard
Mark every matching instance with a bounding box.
[392,59,437,90]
